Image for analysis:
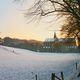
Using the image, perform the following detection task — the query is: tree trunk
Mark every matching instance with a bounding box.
[75,37,80,47]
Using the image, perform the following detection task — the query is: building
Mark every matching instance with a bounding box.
[41,32,79,53]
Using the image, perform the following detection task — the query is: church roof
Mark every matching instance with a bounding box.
[45,38,55,42]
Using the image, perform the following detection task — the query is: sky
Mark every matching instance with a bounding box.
[0,0,63,41]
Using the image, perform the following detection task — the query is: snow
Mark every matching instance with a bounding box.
[0,45,80,80]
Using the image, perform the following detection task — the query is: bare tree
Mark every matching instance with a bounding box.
[15,0,80,46]
[16,0,80,36]
[26,0,80,19]
[61,16,80,37]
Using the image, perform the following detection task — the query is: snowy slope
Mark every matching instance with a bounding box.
[68,64,80,80]
[0,45,80,80]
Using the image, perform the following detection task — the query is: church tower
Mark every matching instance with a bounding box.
[54,32,57,39]
[53,32,58,41]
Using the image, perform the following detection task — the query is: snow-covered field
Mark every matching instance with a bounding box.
[0,45,80,80]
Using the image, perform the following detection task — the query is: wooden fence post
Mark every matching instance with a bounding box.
[76,62,77,70]
[51,73,55,80]
[61,72,64,80]
[35,74,37,80]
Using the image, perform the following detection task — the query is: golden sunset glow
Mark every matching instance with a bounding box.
[0,0,62,41]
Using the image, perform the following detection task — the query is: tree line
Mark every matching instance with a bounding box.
[0,37,80,53]
[1,37,42,52]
